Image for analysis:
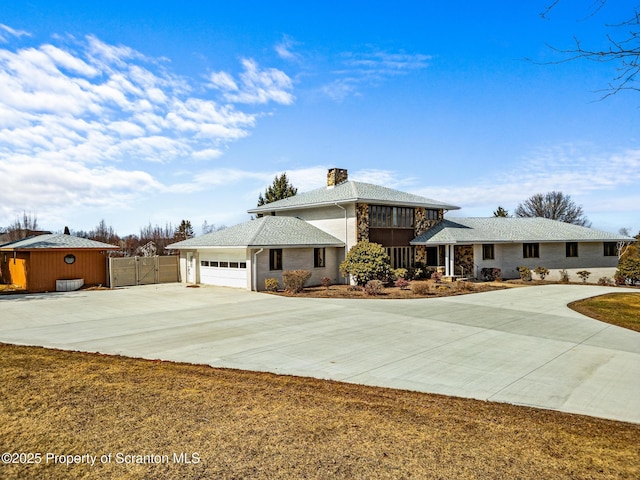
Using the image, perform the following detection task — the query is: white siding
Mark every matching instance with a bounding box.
[474,242,619,281]
[253,247,343,291]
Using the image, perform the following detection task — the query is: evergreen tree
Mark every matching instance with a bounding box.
[174,220,194,241]
[257,172,297,206]
[493,206,509,217]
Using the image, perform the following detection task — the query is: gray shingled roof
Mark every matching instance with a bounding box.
[167,216,344,249]
[247,181,460,213]
[411,217,631,245]
[0,234,120,250]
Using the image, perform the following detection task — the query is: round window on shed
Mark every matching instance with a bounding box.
[64,254,76,265]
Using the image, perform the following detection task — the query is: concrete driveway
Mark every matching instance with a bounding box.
[1,283,638,424]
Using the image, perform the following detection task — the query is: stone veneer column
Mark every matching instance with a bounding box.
[413,208,444,265]
[356,203,369,242]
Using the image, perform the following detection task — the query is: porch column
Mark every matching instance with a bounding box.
[444,244,451,276]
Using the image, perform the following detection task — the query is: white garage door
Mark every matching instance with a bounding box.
[199,251,248,288]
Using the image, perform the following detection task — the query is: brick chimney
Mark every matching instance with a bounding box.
[327,168,348,187]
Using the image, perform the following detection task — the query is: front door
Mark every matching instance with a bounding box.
[186,253,197,284]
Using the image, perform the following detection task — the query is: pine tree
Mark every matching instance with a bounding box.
[257,173,297,206]
[174,220,194,241]
[493,206,509,217]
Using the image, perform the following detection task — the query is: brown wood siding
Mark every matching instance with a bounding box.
[27,250,109,292]
[369,228,415,247]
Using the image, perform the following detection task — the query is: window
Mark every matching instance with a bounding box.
[219,261,229,268]
[201,260,209,267]
[604,242,617,256]
[482,244,495,260]
[523,243,539,259]
[64,254,76,264]
[369,205,414,228]
[239,262,247,269]
[425,209,439,220]
[230,262,239,268]
[210,261,219,267]
[269,249,283,270]
[566,242,578,257]
[314,248,325,268]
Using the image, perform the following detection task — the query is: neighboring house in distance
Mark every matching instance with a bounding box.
[168,168,631,290]
[0,233,119,292]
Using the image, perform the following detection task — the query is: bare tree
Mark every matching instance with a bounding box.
[515,191,591,226]
[3,212,42,241]
[539,1,640,98]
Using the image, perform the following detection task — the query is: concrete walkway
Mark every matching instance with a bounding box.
[1,283,638,424]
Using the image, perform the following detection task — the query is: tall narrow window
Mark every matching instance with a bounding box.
[566,242,578,257]
[269,249,282,271]
[523,243,539,259]
[314,248,325,268]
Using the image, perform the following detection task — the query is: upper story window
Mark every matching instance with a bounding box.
[369,205,414,228]
[424,209,439,220]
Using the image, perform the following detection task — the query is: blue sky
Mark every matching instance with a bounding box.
[1,0,638,236]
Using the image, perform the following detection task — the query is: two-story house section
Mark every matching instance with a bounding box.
[247,168,460,270]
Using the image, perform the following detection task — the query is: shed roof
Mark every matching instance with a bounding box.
[411,217,632,245]
[0,234,120,250]
[167,216,344,249]
[247,181,460,213]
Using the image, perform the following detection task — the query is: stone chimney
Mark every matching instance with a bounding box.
[327,168,348,187]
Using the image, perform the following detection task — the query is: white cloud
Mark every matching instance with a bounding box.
[0,33,295,228]
[275,35,300,61]
[0,24,30,43]
[209,58,294,105]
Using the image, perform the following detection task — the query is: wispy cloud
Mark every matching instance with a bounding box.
[275,35,301,61]
[0,29,294,226]
[208,58,294,105]
[0,24,31,43]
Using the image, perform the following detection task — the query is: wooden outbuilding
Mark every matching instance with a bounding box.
[0,234,119,293]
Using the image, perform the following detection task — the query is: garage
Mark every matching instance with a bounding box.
[198,249,248,288]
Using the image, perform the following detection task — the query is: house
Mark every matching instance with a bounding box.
[0,234,120,292]
[168,168,630,290]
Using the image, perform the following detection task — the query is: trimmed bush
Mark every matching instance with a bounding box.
[282,270,312,293]
[597,276,612,286]
[411,282,431,295]
[517,266,532,281]
[264,278,279,292]
[320,277,332,289]
[394,277,410,290]
[393,268,408,279]
[534,266,549,280]
[616,257,640,285]
[364,279,385,296]
[559,269,570,283]
[576,270,591,283]
[481,267,501,281]
[431,271,443,283]
[339,241,391,286]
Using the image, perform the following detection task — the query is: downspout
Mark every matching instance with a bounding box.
[252,248,264,291]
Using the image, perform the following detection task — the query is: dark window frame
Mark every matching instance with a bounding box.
[603,242,617,256]
[269,249,283,271]
[369,205,414,229]
[523,243,539,259]
[566,242,579,257]
[314,247,325,268]
[482,244,495,260]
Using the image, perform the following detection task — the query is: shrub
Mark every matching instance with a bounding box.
[394,277,410,290]
[597,276,612,286]
[282,270,312,293]
[264,278,279,292]
[616,257,640,285]
[431,271,443,283]
[409,262,426,280]
[411,282,431,295]
[534,266,549,280]
[576,270,591,283]
[455,280,473,291]
[364,279,384,296]
[481,267,501,281]
[392,268,408,280]
[517,266,532,281]
[339,241,391,286]
[559,269,570,283]
[320,277,332,289]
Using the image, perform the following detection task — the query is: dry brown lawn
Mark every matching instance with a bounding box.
[1,343,638,479]
[569,292,640,332]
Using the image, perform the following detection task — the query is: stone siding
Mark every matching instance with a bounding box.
[455,245,474,276]
[356,203,369,242]
[327,168,349,186]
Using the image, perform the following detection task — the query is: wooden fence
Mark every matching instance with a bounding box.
[108,255,179,287]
